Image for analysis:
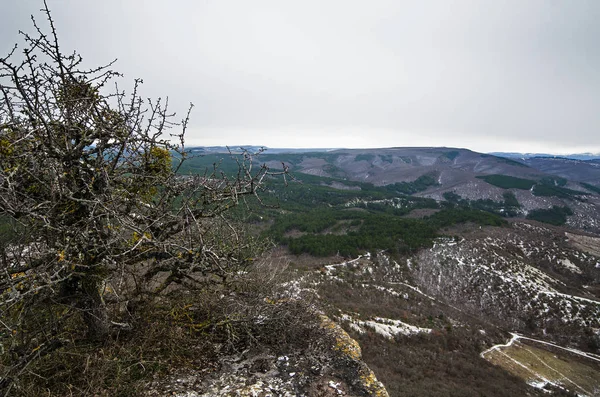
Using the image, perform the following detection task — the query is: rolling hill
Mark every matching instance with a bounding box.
[186,146,600,233]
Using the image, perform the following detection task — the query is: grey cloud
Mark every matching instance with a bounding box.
[2,0,599,153]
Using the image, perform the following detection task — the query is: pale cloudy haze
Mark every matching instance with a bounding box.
[2,1,599,154]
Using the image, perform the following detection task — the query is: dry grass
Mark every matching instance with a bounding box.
[566,232,600,257]
[1,259,316,397]
[485,340,600,396]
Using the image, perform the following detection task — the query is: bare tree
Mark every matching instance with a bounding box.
[0,2,284,383]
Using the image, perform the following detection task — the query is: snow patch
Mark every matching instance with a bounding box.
[558,258,582,274]
[341,314,431,339]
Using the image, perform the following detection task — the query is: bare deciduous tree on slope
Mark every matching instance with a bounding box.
[0,2,285,389]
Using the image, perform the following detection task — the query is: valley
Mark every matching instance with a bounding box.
[185,146,600,396]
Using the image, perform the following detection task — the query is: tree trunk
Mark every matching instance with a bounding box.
[81,278,110,340]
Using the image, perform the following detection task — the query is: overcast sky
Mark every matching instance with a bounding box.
[3,1,599,154]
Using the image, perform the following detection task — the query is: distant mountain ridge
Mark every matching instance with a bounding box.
[190,147,600,160]
[497,156,600,185]
[188,146,339,154]
[185,146,600,233]
[491,152,600,161]
[189,145,599,185]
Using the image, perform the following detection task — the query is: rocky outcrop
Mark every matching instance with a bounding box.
[316,315,389,397]
[146,315,389,396]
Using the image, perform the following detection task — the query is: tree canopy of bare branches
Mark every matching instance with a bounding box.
[0,3,285,390]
